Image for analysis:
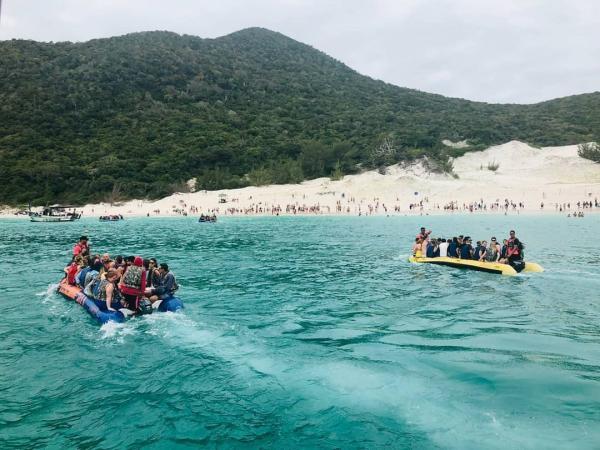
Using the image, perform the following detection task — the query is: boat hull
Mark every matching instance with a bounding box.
[57,279,183,324]
[31,216,76,222]
[409,256,543,276]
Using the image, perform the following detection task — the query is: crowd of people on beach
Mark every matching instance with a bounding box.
[138,194,598,218]
[63,236,178,313]
[412,227,524,265]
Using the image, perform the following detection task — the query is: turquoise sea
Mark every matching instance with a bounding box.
[1,215,599,449]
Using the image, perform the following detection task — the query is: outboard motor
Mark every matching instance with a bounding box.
[138,298,154,315]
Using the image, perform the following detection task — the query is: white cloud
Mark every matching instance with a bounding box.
[0,0,598,103]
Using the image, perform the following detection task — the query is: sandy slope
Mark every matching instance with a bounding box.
[3,141,600,217]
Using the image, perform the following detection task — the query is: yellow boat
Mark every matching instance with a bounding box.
[409,256,544,276]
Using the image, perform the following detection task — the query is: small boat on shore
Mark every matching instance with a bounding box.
[57,279,183,324]
[30,205,81,222]
[99,214,124,221]
[199,214,217,223]
[409,256,543,276]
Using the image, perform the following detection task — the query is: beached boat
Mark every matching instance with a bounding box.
[30,205,81,222]
[99,215,124,221]
[409,256,543,276]
[199,215,217,223]
[57,279,183,324]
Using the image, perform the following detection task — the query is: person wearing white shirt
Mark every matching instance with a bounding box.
[438,238,449,257]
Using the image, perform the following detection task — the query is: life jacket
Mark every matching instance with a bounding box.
[67,263,79,285]
[83,270,100,297]
[73,243,88,256]
[84,278,107,300]
[119,265,147,296]
[486,246,498,262]
[76,267,91,287]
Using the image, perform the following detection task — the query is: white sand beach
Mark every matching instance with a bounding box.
[4,141,600,218]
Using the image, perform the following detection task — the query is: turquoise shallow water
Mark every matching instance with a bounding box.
[1,215,599,449]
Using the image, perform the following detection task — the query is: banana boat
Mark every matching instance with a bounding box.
[409,256,544,276]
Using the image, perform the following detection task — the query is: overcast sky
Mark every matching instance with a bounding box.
[1,0,599,104]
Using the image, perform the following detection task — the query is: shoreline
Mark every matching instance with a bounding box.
[2,141,599,220]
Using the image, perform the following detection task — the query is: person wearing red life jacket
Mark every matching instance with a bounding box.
[73,236,90,258]
[119,256,147,310]
[64,255,84,285]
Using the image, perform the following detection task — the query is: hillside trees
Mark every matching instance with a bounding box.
[0,28,599,205]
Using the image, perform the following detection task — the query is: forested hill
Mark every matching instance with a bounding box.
[1,28,599,205]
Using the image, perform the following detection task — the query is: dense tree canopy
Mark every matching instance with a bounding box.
[1,28,599,205]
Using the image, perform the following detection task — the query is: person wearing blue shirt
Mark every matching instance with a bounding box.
[447,237,458,258]
[460,237,473,259]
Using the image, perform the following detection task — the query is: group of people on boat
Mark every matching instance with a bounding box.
[412,227,524,265]
[199,213,217,222]
[99,214,124,221]
[64,236,178,313]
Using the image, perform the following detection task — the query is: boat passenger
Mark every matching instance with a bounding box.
[65,255,84,285]
[412,238,423,257]
[119,256,147,310]
[88,269,121,312]
[507,230,524,257]
[75,258,94,288]
[83,260,104,296]
[438,238,449,257]
[499,239,509,262]
[447,237,458,258]
[147,263,179,303]
[477,241,488,262]
[486,238,500,262]
[146,258,159,288]
[506,238,523,263]
[459,237,473,259]
[426,239,436,258]
[417,227,431,242]
[73,236,90,258]
[473,241,482,260]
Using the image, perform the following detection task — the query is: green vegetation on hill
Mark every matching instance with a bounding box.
[1,28,599,205]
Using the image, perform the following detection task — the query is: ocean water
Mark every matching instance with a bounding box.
[0,215,599,449]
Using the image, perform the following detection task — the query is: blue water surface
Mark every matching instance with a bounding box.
[0,215,599,449]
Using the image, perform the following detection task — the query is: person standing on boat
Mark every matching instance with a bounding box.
[73,236,89,258]
[417,227,431,242]
[412,238,423,257]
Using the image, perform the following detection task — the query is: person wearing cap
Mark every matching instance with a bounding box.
[486,237,501,262]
